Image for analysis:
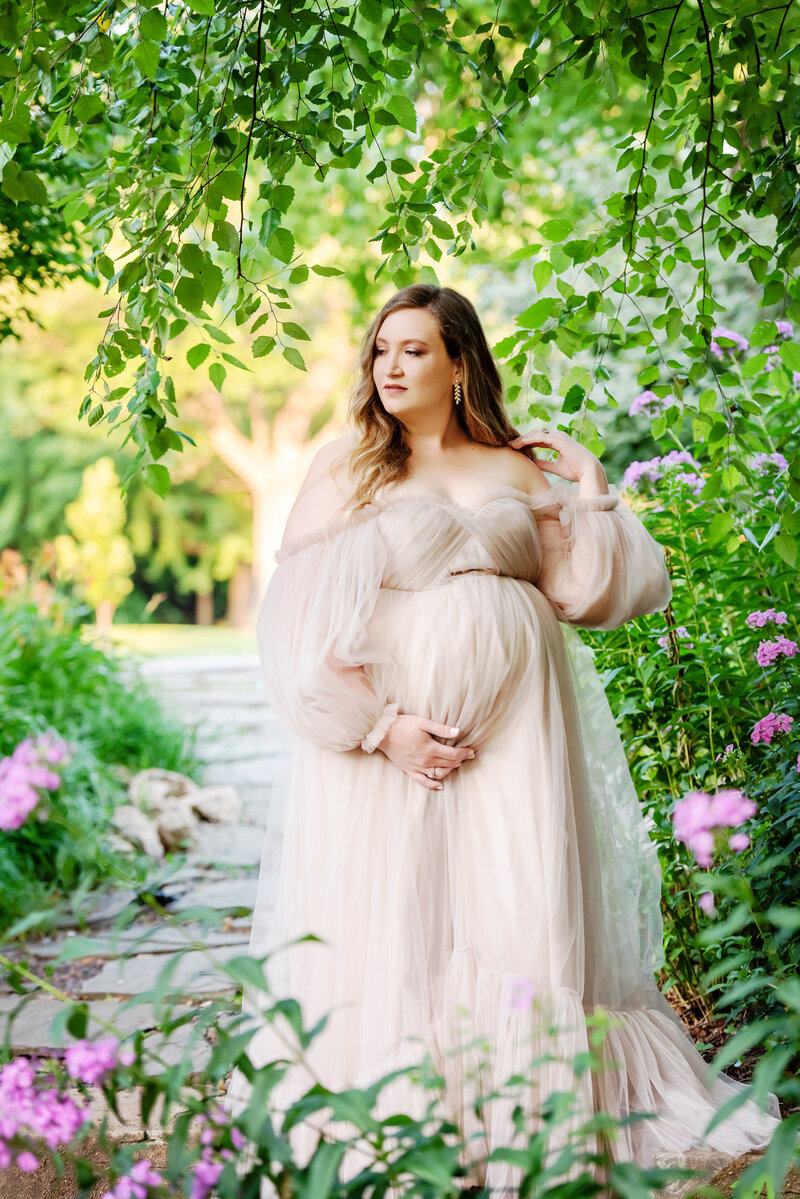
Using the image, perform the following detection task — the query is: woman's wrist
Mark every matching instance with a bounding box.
[575,460,609,498]
[360,701,399,754]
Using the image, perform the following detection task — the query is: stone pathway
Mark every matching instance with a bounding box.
[1,650,289,1117]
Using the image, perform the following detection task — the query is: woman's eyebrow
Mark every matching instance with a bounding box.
[375,337,430,346]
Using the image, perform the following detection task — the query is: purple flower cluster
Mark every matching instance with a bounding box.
[776,320,793,339]
[710,326,749,359]
[751,712,794,745]
[0,1057,91,1174]
[623,449,704,495]
[657,626,692,650]
[746,608,788,629]
[752,452,789,475]
[756,636,798,668]
[0,733,70,831]
[629,389,671,417]
[66,1038,135,1087]
[672,788,757,868]
[101,1160,164,1199]
[190,1107,245,1199]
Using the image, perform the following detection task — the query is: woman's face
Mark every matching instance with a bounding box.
[372,306,459,419]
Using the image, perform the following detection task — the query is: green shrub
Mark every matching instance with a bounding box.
[588,332,800,1025]
[0,599,199,933]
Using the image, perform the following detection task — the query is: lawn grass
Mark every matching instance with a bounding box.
[87,624,259,658]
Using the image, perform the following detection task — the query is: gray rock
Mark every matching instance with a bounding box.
[191,785,241,824]
[129,767,199,814]
[113,806,164,859]
[155,797,199,851]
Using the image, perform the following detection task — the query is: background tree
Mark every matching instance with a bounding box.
[2,1,798,560]
[54,456,134,629]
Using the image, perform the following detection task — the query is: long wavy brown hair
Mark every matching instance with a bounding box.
[343,284,529,511]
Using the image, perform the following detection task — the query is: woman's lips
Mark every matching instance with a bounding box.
[384,384,406,391]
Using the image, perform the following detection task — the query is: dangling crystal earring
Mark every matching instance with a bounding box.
[454,381,463,406]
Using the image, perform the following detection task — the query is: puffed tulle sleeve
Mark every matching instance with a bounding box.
[534,481,672,630]
[257,518,398,753]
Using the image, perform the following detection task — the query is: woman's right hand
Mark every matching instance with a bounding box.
[375,714,476,791]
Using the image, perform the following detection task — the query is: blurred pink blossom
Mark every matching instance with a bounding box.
[502,975,537,1011]
[698,892,716,915]
[710,326,749,358]
[101,1159,163,1199]
[65,1038,124,1087]
[672,789,757,867]
[0,733,71,831]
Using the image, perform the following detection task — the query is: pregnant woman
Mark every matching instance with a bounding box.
[235,284,779,1192]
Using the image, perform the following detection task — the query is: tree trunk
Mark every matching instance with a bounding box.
[195,590,214,626]
[226,562,253,629]
[95,599,115,631]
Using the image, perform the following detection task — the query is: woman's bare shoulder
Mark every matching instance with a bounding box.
[481,444,552,497]
[280,432,359,548]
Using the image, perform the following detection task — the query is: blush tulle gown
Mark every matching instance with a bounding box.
[229,481,780,1192]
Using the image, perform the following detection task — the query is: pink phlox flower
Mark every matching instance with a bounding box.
[673,471,705,494]
[729,832,751,851]
[710,325,749,358]
[657,625,693,650]
[753,452,789,475]
[763,345,781,371]
[746,608,788,629]
[16,1151,39,1173]
[629,390,670,417]
[776,320,793,339]
[751,712,794,745]
[502,975,537,1012]
[230,1127,246,1151]
[191,1151,224,1199]
[756,636,799,667]
[698,891,716,915]
[0,1057,90,1154]
[623,450,703,494]
[65,1038,120,1086]
[793,371,800,388]
[0,732,70,831]
[101,1159,163,1199]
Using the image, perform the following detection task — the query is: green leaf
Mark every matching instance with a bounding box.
[539,218,572,242]
[707,512,735,545]
[269,227,295,264]
[385,94,417,132]
[561,385,584,415]
[132,41,160,77]
[186,344,211,369]
[144,463,171,497]
[209,362,226,391]
[778,341,800,372]
[186,0,214,12]
[311,265,343,276]
[533,261,552,292]
[282,321,310,341]
[774,532,797,567]
[282,346,306,372]
[253,336,275,358]
[175,276,204,314]
[139,10,167,41]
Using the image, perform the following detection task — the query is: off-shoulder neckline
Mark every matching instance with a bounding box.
[274,482,619,563]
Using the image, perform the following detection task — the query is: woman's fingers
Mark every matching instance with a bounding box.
[419,718,462,738]
[408,770,444,791]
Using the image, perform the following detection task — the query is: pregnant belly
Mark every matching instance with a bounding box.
[364,574,556,748]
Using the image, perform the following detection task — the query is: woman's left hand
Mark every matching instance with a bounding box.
[508,427,605,484]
